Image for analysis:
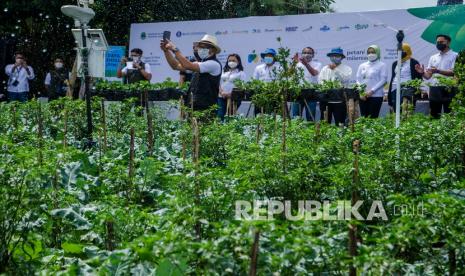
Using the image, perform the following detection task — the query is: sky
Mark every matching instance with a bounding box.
[332,0,437,12]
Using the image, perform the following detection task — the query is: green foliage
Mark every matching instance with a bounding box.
[94,78,189,92]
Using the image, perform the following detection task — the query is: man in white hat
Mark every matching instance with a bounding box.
[161,34,222,111]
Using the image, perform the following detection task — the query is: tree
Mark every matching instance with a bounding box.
[437,0,463,5]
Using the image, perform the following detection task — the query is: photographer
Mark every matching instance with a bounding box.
[4,52,35,102]
[161,34,222,111]
[117,48,152,83]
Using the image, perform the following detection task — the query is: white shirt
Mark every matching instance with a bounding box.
[296,61,322,84]
[356,60,387,97]
[392,61,412,86]
[220,69,246,95]
[121,63,152,74]
[318,63,352,86]
[427,50,458,84]
[252,63,279,82]
[5,64,35,93]
[197,60,222,76]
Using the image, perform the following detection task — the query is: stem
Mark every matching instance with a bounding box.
[192,118,201,239]
[147,111,154,156]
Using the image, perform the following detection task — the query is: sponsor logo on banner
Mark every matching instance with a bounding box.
[320,25,330,32]
[215,30,228,35]
[355,24,369,30]
[174,31,207,37]
[285,26,298,32]
[248,50,260,63]
[264,28,283,33]
[252,29,261,34]
[337,26,350,31]
[140,32,147,40]
[373,23,387,28]
[232,30,249,34]
[302,26,313,32]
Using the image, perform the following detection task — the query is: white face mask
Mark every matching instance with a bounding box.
[131,56,140,62]
[198,48,210,60]
[228,61,238,69]
[367,53,378,62]
[55,62,63,69]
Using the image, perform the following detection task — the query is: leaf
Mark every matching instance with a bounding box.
[62,242,84,254]
[156,258,188,276]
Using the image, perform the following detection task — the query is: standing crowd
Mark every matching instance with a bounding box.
[4,33,458,122]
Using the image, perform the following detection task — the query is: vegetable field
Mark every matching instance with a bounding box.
[1,95,465,275]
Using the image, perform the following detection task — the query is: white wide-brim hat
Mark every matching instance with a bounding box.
[194,34,221,54]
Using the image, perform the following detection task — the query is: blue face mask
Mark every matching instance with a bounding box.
[330,56,343,65]
[264,56,274,65]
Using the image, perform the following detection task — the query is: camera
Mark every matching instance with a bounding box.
[10,77,19,87]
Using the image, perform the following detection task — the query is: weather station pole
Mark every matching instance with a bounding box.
[61,0,96,148]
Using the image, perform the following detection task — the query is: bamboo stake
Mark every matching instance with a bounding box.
[192,118,201,239]
[349,139,360,276]
[249,230,260,276]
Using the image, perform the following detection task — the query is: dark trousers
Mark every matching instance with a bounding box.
[8,92,28,102]
[388,90,417,113]
[327,102,347,125]
[429,101,451,119]
[360,97,383,118]
[217,97,241,121]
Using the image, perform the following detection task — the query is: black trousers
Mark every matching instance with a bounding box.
[360,97,383,118]
[327,102,347,125]
[430,101,451,119]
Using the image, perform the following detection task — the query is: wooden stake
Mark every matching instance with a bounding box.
[105,220,115,251]
[249,230,260,276]
[349,139,360,276]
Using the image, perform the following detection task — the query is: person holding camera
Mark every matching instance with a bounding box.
[117,48,152,83]
[161,34,222,111]
[4,52,35,102]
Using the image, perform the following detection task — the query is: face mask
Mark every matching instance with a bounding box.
[264,56,274,65]
[330,56,342,65]
[198,48,210,60]
[55,62,63,69]
[185,70,192,74]
[367,53,378,62]
[436,42,447,51]
[228,61,238,69]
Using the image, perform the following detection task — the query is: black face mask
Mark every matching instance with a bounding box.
[436,42,447,51]
[401,52,407,59]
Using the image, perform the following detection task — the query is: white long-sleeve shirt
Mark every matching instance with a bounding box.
[220,69,247,95]
[356,60,388,97]
[296,61,322,84]
[318,64,352,86]
[5,64,35,93]
[252,63,279,82]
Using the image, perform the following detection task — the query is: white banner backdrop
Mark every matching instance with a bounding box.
[129,7,440,83]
